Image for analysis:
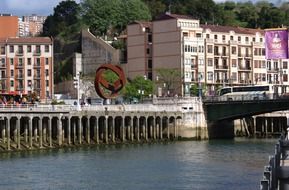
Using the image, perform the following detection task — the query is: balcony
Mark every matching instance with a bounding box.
[16,74,24,79]
[33,50,41,56]
[238,65,252,71]
[34,74,41,79]
[33,63,41,68]
[16,51,24,56]
[0,63,6,68]
[16,63,23,68]
[215,65,228,70]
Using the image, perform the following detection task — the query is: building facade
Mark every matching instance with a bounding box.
[0,14,18,38]
[127,13,289,97]
[0,37,53,101]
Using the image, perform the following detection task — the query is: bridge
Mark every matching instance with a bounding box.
[203,95,289,122]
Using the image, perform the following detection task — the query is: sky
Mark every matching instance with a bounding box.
[0,0,284,17]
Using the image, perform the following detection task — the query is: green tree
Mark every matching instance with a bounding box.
[123,76,154,102]
[156,68,181,96]
[81,0,151,37]
[42,0,82,38]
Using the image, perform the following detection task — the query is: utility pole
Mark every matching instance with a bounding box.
[73,72,81,111]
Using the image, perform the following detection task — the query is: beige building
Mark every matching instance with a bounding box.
[0,37,54,101]
[127,13,289,96]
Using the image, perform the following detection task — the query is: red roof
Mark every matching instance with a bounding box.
[155,13,196,21]
[7,37,52,44]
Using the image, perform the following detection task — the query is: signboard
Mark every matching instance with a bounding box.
[265,29,288,59]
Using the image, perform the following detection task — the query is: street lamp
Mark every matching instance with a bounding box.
[73,72,81,111]
[138,75,147,103]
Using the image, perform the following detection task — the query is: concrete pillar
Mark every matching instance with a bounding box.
[127,125,131,141]
[136,117,139,141]
[16,117,20,149]
[34,120,38,142]
[6,117,10,150]
[112,118,115,143]
[58,116,63,146]
[48,117,52,147]
[13,122,17,142]
[167,120,170,140]
[39,118,43,148]
[87,118,90,144]
[122,118,125,141]
[43,120,47,144]
[156,124,159,139]
[1,120,5,143]
[160,118,163,139]
[153,119,156,140]
[95,118,99,144]
[24,121,28,143]
[145,118,148,141]
[174,119,177,139]
[29,117,33,148]
[78,118,82,144]
[67,116,71,145]
[105,117,108,143]
[73,120,76,144]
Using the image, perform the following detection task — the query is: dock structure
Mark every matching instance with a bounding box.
[260,132,289,190]
[0,103,184,152]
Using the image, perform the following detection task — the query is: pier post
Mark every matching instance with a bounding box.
[174,119,177,139]
[24,121,28,143]
[39,117,43,148]
[95,118,99,144]
[122,118,125,142]
[6,117,10,150]
[112,118,115,143]
[156,124,159,139]
[78,117,82,144]
[73,120,76,144]
[67,116,71,145]
[13,120,17,142]
[105,116,108,143]
[34,119,38,143]
[16,117,20,149]
[48,117,52,147]
[1,120,5,143]
[29,116,33,148]
[167,122,170,140]
[136,117,139,141]
[58,116,63,146]
[87,117,90,144]
[43,119,46,144]
[160,118,163,139]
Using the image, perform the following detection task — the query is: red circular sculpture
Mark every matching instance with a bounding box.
[94,64,126,99]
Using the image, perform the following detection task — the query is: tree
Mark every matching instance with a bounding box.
[156,68,181,96]
[42,0,82,38]
[81,0,151,37]
[122,76,154,102]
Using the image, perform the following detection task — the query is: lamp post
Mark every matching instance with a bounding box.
[139,75,147,103]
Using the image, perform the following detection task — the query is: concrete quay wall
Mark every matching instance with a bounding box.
[0,97,209,152]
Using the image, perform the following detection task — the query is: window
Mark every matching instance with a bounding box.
[208,72,213,80]
[230,36,233,40]
[18,45,23,54]
[207,45,213,53]
[146,48,150,54]
[222,35,226,41]
[27,58,31,65]
[283,61,288,69]
[232,59,237,67]
[208,58,213,66]
[0,46,5,54]
[214,35,218,40]
[238,36,241,41]
[260,38,263,42]
[148,59,152,69]
[148,34,152,43]
[9,45,14,53]
[10,58,14,65]
[10,80,14,87]
[45,69,49,76]
[245,37,249,42]
[46,80,49,87]
[36,58,40,66]
[36,45,41,53]
[28,69,31,77]
[231,47,236,54]
[18,58,23,66]
[10,70,14,77]
[27,45,31,53]
[45,45,49,52]
[206,34,210,39]
[45,58,49,65]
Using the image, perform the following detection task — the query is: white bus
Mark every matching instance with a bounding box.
[218,85,279,100]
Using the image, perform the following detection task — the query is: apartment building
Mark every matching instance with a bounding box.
[19,15,47,37]
[0,14,18,38]
[0,37,53,101]
[127,13,289,96]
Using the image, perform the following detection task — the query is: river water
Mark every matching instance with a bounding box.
[0,138,276,190]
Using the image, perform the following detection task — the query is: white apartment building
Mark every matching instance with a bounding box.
[127,13,289,97]
[0,37,54,101]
